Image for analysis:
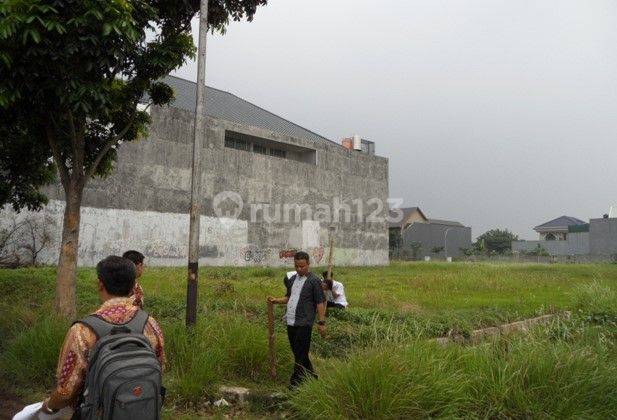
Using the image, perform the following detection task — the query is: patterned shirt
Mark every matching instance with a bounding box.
[48,297,165,409]
[131,281,144,308]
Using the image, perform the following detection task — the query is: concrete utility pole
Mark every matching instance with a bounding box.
[186,0,209,327]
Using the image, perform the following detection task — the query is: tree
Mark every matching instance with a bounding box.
[0,0,268,318]
[473,229,518,255]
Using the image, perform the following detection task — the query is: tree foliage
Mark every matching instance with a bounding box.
[0,0,268,318]
[473,229,518,255]
[0,0,267,210]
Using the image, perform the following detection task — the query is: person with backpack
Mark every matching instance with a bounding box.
[40,255,165,419]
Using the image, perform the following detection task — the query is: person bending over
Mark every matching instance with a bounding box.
[321,271,348,310]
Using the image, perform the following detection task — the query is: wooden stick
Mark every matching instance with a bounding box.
[326,232,335,280]
[267,301,277,379]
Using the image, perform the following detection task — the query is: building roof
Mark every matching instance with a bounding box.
[534,215,586,232]
[388,207,428,229]
[427,219,465,227]
[159,75,335,146]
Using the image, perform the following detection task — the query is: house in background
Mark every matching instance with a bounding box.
[389,207,471,259]
[388,207,428,229]
[513,211,617,258]
[533,216,587,241]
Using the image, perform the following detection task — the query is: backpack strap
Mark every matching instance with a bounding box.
[125,309,150,334]
[78,309,150,339]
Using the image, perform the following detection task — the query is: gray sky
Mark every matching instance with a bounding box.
[173,0,617,239]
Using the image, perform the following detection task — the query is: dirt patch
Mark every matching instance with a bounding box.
[0,390,24,419]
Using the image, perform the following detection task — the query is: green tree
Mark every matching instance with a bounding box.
[473,229,518,255]
[0,0,267,318]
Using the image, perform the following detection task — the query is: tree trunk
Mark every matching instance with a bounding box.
[55,180,83,319]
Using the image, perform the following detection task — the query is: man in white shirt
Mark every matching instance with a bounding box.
[322,271,348,310]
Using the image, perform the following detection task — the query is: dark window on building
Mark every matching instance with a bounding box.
[269,148,287,158]
[225,135,250,151]
[224,130,315,164]
[253,144,267,155]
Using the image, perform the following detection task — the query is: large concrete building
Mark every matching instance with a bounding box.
[1,76,389,267]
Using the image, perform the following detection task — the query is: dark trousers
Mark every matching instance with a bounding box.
[287,325,316,386]
[327,301,345,310]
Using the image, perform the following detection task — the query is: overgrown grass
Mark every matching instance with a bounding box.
[1,262,616,417]
[291,319,617,419]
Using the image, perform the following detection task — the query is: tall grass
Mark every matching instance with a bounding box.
[1,262,616,415]
[291,320,617,419]
[163,312,293,403]
[0,315,68,391]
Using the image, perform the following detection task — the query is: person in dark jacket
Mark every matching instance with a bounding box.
[268,251,326,387]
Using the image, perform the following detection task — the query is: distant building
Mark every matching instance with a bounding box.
[389,207,471,259]
[533,216,586,241]
[513,212,617,258]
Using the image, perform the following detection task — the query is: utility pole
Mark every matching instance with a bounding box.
[186,0,209,327]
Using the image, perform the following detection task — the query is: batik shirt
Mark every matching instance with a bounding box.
[131,281,144,308]
[48,297,165,408]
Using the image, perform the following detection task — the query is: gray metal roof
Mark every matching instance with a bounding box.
[161,75,334,145]
[534,215,586,231]
[427,219,465,227]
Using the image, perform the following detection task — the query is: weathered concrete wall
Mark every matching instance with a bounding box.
[589,217,617,257]
[3,105,389,267]
[513,232,590,256]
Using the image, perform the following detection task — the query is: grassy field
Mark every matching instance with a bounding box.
[1,262,616,418]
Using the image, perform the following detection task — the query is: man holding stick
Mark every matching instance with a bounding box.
[268,251,326,388]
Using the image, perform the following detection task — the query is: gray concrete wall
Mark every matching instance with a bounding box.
[401,223,471,258]
[589,217,617,257]
[1,105,389,267]
[512,232,590,256]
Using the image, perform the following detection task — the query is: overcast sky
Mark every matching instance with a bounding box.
[172,0,617,239]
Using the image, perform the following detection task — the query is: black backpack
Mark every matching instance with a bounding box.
[75,310,163,420]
